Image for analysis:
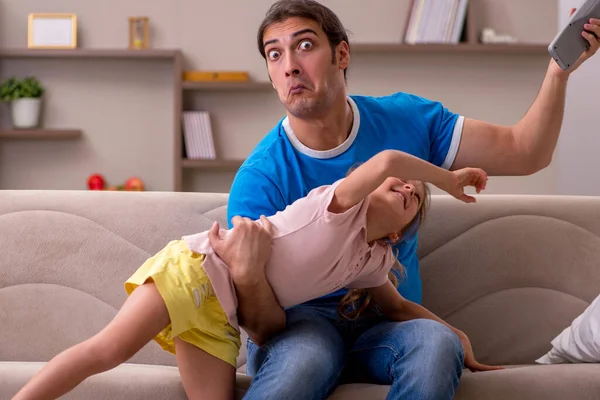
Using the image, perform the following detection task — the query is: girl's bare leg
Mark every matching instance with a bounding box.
[12,283,170,400]
[174,337,236,400]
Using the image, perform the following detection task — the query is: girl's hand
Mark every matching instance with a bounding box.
[456,330,504,372]
[441,167,488,203]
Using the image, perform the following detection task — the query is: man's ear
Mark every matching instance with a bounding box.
[336,41,350,71]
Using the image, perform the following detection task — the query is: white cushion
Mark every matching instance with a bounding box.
[536,293,600,364]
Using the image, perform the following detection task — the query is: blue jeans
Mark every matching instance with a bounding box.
[243,298,464,400]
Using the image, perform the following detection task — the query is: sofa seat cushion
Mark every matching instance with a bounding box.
[1,362,252,400]
[324,364,600,399]
[2,361,600,399]
[319,365,600,400]
[454,364,600,400]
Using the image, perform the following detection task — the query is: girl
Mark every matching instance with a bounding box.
[13,149,501,400]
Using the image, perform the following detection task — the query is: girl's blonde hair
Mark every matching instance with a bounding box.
[337,182,431,321]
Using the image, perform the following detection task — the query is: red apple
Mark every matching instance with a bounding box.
[125,177,144,191]
[87,174,105,190]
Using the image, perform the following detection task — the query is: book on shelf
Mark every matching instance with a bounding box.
[182,71,249,82]
[403,0,468,44]
[181,111,216,160]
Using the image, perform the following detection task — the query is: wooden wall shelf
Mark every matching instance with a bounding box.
[0,48,183,191]
[0,129,83,140]
[182,81,273,91]
[0,0,554,193]
[351,43,549,55]
[0,48,181,59]
[182,158,244,170]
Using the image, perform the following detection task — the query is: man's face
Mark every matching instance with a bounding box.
[262,17,349,119]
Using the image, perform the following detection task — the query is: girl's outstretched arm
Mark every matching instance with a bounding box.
[329,150,487,213]
[367,281,504,373]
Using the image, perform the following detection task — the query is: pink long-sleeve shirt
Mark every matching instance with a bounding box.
[182,179,395,330]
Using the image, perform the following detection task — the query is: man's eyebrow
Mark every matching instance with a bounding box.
[263,28,318,48]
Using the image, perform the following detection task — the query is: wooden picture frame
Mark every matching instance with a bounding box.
[129,17,150,49]
[28,13,77,49]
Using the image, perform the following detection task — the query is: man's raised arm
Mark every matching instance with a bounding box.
[451,12,599,176]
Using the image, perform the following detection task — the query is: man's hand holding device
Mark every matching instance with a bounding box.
[548,0,600,73]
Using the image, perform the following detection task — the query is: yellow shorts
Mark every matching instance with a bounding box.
[124,239,241,368]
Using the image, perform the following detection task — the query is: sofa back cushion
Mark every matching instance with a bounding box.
[2,191,600,367]
[417,195,600,365]
[0,190,231,367]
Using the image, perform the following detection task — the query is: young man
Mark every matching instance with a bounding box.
[221,1,600,399]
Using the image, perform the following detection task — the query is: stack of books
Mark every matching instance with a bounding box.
[181,111,216,160]
[404,0,469,44]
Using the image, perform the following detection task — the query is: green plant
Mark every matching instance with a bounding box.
[0,76,45,102]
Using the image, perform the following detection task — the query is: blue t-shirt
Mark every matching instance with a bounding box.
[227,92,462,305]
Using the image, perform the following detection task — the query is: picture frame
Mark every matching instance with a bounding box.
[28,13,77,49]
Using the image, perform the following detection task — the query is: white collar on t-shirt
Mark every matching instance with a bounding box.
[282,96,360,159]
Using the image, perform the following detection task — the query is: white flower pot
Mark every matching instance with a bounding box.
[11,98,42,129]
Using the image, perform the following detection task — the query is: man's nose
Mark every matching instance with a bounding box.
[284,53,302,77]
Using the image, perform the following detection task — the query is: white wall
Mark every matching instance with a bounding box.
[0,0,564,193]
[556,0,600,196]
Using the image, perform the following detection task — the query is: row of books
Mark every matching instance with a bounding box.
[181,111,216,160]
[404,0,469,44]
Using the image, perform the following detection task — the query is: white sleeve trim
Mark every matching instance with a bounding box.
[441,115,464,170]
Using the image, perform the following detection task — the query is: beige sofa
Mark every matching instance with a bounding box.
[2,189,600,399]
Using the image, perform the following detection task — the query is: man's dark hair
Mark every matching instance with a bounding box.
[257,0,350,80]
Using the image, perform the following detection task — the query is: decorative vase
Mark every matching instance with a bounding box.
[11,98,42,129]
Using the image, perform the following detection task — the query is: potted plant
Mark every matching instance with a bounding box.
[0,76,45,129]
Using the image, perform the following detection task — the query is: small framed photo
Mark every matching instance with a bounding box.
[28,13,77,49]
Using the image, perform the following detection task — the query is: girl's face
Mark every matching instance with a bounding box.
[368,177,425,237]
